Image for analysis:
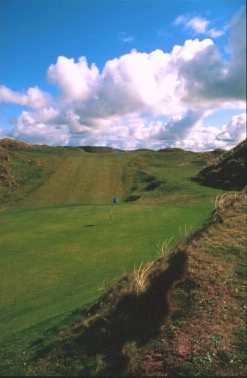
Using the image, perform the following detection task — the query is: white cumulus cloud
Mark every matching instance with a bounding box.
[48,56,99,102]
[13,110,70,146]
[0,8,246,151]
[0,85,50,109]
[216,113,246,144]
[175,113,246,151]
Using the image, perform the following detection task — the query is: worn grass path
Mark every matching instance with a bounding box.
[23,152,127,206]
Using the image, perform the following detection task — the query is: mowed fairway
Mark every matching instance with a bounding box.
[27,152,127,205]
[0,149,220,372]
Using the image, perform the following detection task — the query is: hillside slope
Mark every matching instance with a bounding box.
[195,139,247,190]
[26,153,127,205]
[0,139,32,188]
[0,139,67,205]
[0,139,218,207]
[25,190,246,376]
[0,139,224,376]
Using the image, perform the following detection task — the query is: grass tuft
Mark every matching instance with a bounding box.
[157,236,174,258]
[133,261,155,294]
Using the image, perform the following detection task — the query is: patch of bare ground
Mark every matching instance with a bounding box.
[140,190,247,377]
[0,146,16,187]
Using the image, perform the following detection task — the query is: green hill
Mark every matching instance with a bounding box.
[0,139,222,375]
[0,138,219,207]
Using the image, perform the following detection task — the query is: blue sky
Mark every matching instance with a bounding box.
[0,0,246,150]
[0,0,242,88]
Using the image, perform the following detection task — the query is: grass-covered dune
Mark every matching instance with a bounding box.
[0,140,221,374]
[195,138,247,190]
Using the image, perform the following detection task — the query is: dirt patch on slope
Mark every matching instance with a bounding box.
[194,139,247,190]
[0,146,16,187]
[140,191,247,377]
[0,138,32,150]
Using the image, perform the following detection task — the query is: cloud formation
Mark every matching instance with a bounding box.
[0,85,50,109]
[180,9,246,105]
[181,16,209,33]
[48,56,99,102]
[0,126,7,139]
[0,9,246,150]
[174,14,224,39]
[120,32,135,44]
[175,112,246,151]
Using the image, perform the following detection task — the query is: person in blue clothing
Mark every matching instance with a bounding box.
[112,196,118,204]
[110,196,118,222]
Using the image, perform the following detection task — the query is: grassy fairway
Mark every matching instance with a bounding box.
[26,152,127,205]
[0,147,220,373]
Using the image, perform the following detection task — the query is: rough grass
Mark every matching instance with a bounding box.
[137,191,247,377]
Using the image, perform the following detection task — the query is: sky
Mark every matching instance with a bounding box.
[0,0,246,151]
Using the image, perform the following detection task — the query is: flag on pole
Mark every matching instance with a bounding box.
[109,196,118,222]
